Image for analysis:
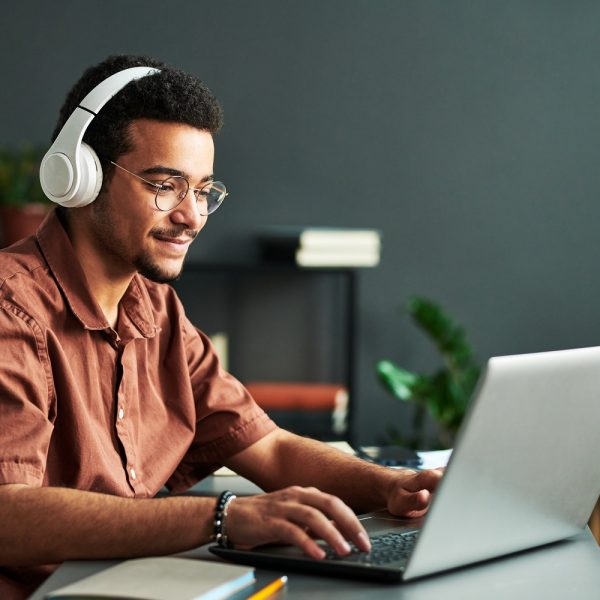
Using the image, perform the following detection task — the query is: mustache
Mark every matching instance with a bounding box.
[150,226,199,240]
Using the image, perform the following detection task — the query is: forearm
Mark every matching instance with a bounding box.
[275,436,397,512]
[0,484,215,566]
[229,430,397,514]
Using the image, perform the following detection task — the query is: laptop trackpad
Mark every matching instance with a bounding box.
[359,510,424,536]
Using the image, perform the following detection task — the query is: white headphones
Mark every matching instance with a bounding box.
[40,66,160,208]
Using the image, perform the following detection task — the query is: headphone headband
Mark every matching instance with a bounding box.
[79,67,160,114]
[40,66,160,208]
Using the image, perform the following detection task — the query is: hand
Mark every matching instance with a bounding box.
[225,486,372,559]
[386,468,444,518]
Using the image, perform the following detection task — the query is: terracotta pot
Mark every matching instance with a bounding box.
[0,203,50,247]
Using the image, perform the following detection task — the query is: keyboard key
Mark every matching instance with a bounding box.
[324,531,419,566]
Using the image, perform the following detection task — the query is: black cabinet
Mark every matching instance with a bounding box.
[173,263,359,442]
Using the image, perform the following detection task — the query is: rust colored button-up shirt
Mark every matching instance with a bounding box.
[0,210,276,598]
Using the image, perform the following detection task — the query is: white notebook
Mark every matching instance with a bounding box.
[46,556,255,600]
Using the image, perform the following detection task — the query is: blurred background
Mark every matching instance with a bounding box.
[2,0,600,445]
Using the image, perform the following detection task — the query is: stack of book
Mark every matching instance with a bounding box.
[258,227,381,267]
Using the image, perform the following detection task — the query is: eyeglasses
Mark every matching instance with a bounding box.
[109,161,227,215]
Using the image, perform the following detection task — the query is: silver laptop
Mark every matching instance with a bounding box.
[211,347,600,581]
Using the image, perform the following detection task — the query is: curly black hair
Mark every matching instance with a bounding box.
[52,54,223,184]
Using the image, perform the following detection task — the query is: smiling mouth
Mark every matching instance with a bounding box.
[153,234,194,252]
[154,235,192,244]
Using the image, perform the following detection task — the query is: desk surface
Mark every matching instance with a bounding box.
[30,476,600,600]
[30,530,600,600]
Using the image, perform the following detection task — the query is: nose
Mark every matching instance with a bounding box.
[169,188,206,230]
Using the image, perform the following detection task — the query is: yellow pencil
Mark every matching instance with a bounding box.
[247,575,288,600]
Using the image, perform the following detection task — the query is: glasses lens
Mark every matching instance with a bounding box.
[154,177,227,214]
[155,176,189,211]
[196,181,227,216]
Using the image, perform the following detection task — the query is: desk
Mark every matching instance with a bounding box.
[29,529,600,600]
[30,477,600,600]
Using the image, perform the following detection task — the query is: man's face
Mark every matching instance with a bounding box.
[89,119,215,283]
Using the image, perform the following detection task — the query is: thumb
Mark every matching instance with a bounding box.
[388,487,431,516]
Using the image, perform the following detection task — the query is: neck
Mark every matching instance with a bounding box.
[63,211,134,329]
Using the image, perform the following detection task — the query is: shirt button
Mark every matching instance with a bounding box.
[130,468,137,480]
[118,408,124,420]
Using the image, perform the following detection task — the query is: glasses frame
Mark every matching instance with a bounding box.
[109,160,227,215]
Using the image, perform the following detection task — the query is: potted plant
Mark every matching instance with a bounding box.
[0,145,51,247]
[376,296,481,449]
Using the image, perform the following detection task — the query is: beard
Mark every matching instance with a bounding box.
[90,196,198,284]
[133,250,185,283]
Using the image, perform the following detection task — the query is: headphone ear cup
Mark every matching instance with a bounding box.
[69,142,103,207]
[40,150,75,204]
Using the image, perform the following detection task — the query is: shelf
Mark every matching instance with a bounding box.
[173,262,360,442]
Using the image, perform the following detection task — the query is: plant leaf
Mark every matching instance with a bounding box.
[377,296,482,447]
[376,360,418,401]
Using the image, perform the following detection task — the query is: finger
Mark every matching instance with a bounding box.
[228,498,329,559]
[402,468,443,493]
[296,487,371,552]
[241,490,352,556]
[281,487,371,553]
[272,519,328,559]
[263,505,355,559]
[389,488,432,517]
[282,502,352,556]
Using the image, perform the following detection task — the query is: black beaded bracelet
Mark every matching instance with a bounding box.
[213,490,237,548]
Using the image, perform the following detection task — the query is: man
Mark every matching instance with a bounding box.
[0,55,442,599]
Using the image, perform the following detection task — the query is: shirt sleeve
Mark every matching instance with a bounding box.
[165,313,276,492]
[0,300,54,486]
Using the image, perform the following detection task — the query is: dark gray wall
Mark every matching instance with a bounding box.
[3,1,600,444]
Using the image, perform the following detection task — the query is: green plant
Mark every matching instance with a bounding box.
[0,145,48,206]
[376,296,481,449]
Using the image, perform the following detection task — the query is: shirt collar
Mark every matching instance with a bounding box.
[36,209,157,338]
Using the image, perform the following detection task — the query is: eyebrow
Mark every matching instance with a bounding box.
[141,165,214,183]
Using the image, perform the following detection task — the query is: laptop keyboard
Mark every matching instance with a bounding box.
[324,530,419,566]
